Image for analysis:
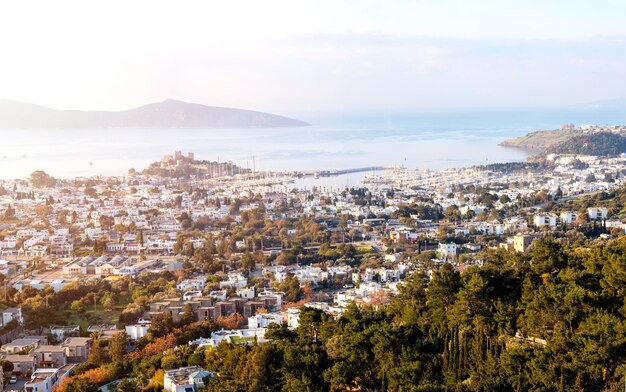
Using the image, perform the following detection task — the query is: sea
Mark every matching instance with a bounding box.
[2,106,626,189]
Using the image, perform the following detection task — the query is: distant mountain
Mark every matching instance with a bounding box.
[0,99,309,129]
[576,97,626,109]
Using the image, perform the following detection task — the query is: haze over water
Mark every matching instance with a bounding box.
[2,107,626,180]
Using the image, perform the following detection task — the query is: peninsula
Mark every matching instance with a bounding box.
[0,99,309,129]
[501,123,626,156]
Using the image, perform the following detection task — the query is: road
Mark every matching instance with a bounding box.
[5,379,26,391]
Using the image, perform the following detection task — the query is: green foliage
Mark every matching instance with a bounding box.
[114,378,139,392]
[278,273,303,303]
[149,312,174,338]
[64,378,99,392]
[88,339,107,365]
[110,332,128,362]
[0,360,13,372]
[548,132,626,156]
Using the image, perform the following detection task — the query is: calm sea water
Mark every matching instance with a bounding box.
[1,107,626,180]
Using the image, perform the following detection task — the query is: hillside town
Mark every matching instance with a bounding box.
[0,150,625,391]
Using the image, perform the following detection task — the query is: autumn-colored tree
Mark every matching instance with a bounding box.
[129,334,177,359]
[368,289,391,309]
[216,313,246,330]
[102,297,115,311]
[276,252,294,266]
[146,369,165,391]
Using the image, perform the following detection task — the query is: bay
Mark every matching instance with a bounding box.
[1,107,626,180]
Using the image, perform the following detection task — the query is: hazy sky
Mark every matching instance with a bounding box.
[2,0,626,117]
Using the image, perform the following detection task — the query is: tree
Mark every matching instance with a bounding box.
[178,304,196,326]
[555,186,563,200]
[149,313,174,338]
[276,252,294,266]
[241,251,255,274]
[30,170,56,188]
[84,186,98,198]
[530,238,568,278]
[265,322,297,342]
[23,296,61,333]
[3,204,15,219]
[64,377,99,392]
[426,263,461,330]
[444,205,462,223]
[109,332,127,362]
[253,250,266,267]
[87,340,106,365]
[115,378,140,392]
[0,360,14,372]
[70,300,85,313]
[279,273,303,303]
[216,313,246,330]
[102,297,115,311]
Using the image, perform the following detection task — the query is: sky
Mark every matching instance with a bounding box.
[2,0,626,118]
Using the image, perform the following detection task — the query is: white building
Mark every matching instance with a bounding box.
[176,277,206,292]
[219,273,247,289]
[587,207,608,220]
[183,291,203,301]
[287,308,300,329]
[24,368,60,392]
[248,313,284,329]
[437,243,458,259]
[125,323,151,340]
[257,290,285,307]
[236,287,255,299]
[2,307,23,326]
[560,211,577,225]
[164,366,214,392]
[533,213,557,228]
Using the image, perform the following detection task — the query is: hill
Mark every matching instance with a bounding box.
[499,128,582,151]
[0,99,309,129]
[501,122,626,157]
[546,132,626,156]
